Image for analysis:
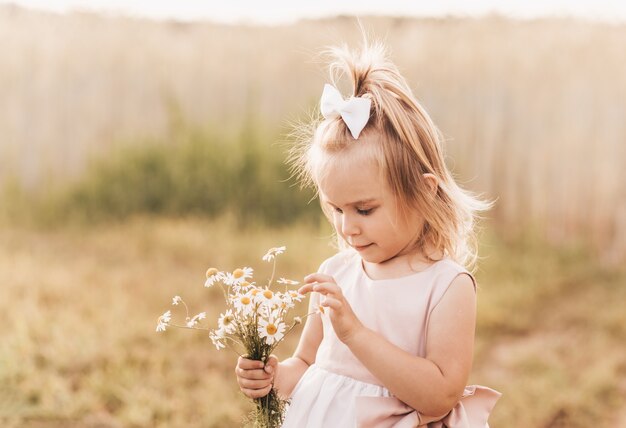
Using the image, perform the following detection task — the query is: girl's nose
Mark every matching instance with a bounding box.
[341,214,360,236]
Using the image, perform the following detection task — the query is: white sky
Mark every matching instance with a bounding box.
[2,0,626,24]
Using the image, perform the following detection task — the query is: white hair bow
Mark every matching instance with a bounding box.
[320,84,372,139]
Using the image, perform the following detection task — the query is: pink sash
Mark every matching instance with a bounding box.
[355,385,501,428]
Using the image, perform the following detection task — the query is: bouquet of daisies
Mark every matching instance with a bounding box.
[156,246,307,427]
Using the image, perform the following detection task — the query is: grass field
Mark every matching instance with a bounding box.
[0,216,624,427]
[2,6,626,427]
[1,7,626,260]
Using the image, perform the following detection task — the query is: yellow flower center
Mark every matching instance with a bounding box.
[206,267,218,278]
[233,269,245,279]
[241,281,250,288]
[251,289,259,296]
[223,315,234,326]
[263,290,273,299]
[241,296,251,305]
[266,323,277,335]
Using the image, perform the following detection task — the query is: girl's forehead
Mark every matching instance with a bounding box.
[314,137,380,175]
[316,149,386,204]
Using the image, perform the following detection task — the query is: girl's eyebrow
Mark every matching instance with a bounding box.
[326,198,378,207]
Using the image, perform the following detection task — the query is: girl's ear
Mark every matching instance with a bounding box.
[422,173,438,197]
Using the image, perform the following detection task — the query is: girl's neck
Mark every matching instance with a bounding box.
[362,246,444,281]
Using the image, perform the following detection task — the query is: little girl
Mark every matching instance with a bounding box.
[235,41,501,427]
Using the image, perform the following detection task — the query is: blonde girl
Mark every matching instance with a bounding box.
[235,40,501,427]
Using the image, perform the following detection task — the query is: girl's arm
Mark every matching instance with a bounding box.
[300,273,476,418]
[273,291,323,399]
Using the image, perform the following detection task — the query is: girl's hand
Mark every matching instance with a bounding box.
[298,273,364,345]
[235,355,278,399]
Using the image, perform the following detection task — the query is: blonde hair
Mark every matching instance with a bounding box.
[289,40,491,271]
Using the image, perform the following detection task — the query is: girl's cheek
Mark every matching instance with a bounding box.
[332,216,342,235]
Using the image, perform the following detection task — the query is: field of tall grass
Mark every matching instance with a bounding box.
[1,5,626,428]
[1,6,625,259]
[0,216,625,427]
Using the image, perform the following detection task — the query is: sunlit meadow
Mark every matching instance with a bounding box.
[1,217,625,427]
[1,6,625,428]
[1,7,625,259]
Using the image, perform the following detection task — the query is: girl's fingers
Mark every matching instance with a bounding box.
[237,367,272,380]
[298,282,334,296]
[238,377,273,390]
[237,356,264,370]
[320,296,342,310]
[299,277,342,297]
[297,283,315,295]
[241,384,273,399]
[299,283,343,302]
[304,273,335,284]
[264,355,278,374]
[311,282,341,296]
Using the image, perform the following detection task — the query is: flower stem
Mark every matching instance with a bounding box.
[268,258,277,287]
[180,300,190,320]
[169,323,210,331]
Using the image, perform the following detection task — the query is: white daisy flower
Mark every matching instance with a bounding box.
[224,267,254,286]
[258,317,286,345]
[277,277,299,286]
[232,292,255,316]
[276,290,303,311]
[186,311,206,328]
[255,287,282,309]
[240,281,254,290]
[262,246,286,262]
[205,268,223,288]
[231,280,255,295]
[276,292,295,310]
[156,310,171,332]
[265,307,283,320]
[218,309,237,334]
[285,290,305,304]
[172,295,182,305]
[209,330,225,350]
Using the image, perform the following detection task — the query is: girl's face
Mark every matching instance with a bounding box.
[317,149,423,265]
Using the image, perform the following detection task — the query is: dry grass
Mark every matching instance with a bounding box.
[0,7,625,260]
[1,8,625,425]
[473,235,626,426]
[0,216,336,427]
[0,217,624,427]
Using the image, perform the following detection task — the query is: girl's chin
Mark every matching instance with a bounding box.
[360,251,391,264]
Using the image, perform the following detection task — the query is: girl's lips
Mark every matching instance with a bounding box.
[354,243,372,251]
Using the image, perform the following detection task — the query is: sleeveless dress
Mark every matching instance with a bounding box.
[281,250,501,428]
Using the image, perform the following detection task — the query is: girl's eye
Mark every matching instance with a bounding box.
[357,208,372,216]
[334,207,343,214]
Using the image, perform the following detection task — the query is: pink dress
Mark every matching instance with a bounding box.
[281,251,501,428]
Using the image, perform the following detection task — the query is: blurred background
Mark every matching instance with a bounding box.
[0,1,625,427]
